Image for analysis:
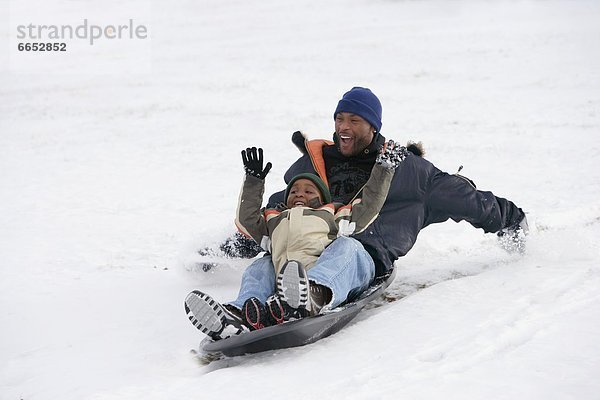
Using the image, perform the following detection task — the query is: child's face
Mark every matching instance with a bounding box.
[286,179,323,208]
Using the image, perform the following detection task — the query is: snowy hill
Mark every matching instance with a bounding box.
[1,0,599,399]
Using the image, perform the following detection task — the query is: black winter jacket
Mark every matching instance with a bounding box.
[267,132,525,276]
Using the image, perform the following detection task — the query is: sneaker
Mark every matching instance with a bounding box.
[309,283,332,315]
[266,294,306,324]
[497,215,529,254]
[266,294,286,325]
[184,290,249,340]
[242,297,270,330]
[277,260,310,310]
[265,260,311,324]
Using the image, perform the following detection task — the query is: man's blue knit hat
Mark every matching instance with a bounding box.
[333,87,383,133]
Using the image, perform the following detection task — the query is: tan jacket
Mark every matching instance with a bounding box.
[235,164,395,274]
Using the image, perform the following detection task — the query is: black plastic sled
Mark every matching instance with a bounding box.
[198,268,396,358]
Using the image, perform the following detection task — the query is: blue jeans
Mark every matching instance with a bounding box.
[227,237,375,310]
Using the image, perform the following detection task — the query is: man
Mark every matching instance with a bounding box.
[185,87,527,340]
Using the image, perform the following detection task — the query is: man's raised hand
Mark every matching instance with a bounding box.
[376,140,409,169]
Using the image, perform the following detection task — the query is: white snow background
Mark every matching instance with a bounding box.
[1,0,600,399]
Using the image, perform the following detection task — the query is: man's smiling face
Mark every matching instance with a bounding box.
[334,112,375,157]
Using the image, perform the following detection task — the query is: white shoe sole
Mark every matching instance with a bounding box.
[185,291,227,338]
[276,260,309,309]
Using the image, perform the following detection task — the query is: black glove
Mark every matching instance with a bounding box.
[376,140,409,169]
[241,147,272,179]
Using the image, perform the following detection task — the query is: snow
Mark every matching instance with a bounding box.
[1,0,600,399]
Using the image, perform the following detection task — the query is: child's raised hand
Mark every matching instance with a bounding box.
[241,147,272,179]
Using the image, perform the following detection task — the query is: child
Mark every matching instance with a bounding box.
[236,145,401,270]
[184,143,403,339]
[238,144,401,326]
